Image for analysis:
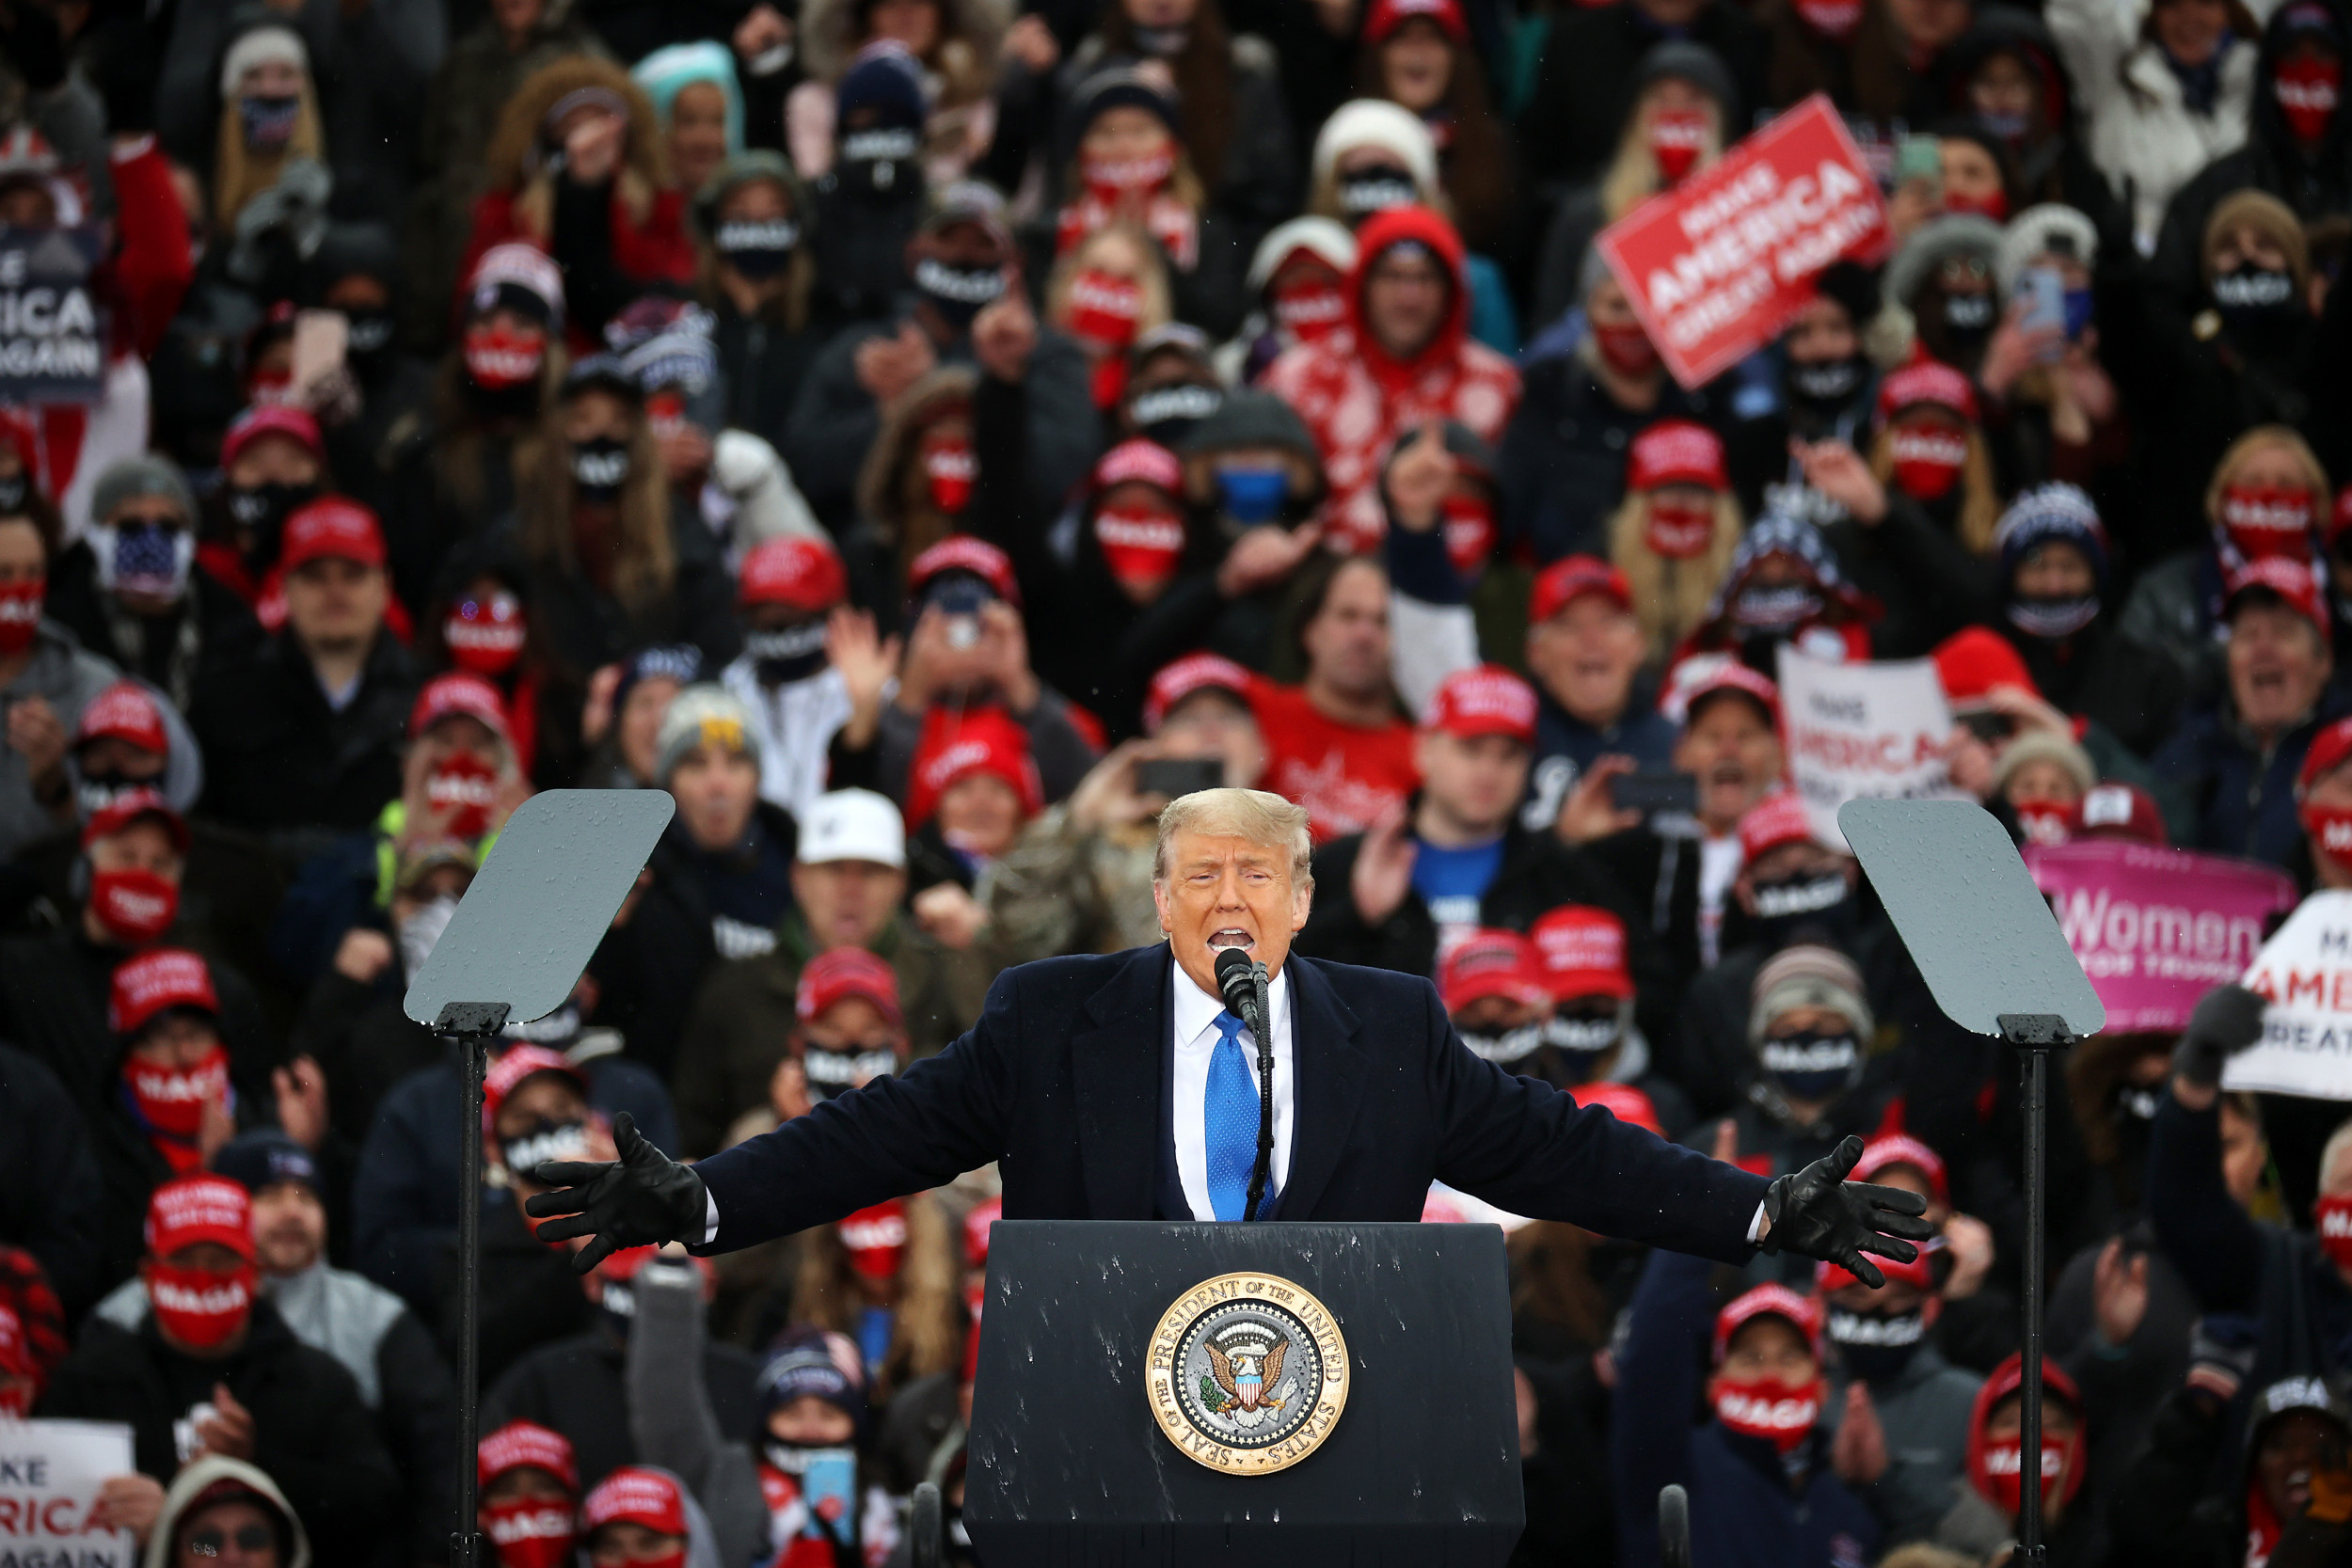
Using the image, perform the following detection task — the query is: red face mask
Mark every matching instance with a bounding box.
[2222,485,2315,560]
[2305,805,2352,872]
[2276,56,2343,147]
[1946,188,2010,222]
[0,578,42,654]
[123,1041,230,1140]
[630,1551,686,1568]
[1714,1374,1822,1451]
[922,434,977,515]
[839,1200,910,1279]
[1649,108,1708,183]
[2016,803,2072,845]
[1645,495,1715,559]
[147,1259,256,1350]
[1067,270,1142,352]
[1095,505,1186,596]
[429,752,501,839]
[483,1500,577,1568]
[91,867,180,946]
[1594,321,1660,377]
[1441,494,1495,578]
[1272,282,1346,342]
[447,593,526,676]
[465,324,547,390]
[2315,1194,2352,1268]
[1978,1437,2073,1516]
[1081,143,1175,197]
[1793,0,1861,38]
[1890,424,1969,500]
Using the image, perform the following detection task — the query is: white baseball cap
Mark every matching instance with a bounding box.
[796,789,907,869]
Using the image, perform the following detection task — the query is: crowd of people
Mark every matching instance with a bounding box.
[2,0,2352,1553]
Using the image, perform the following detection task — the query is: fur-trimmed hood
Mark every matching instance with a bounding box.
[484,55,673,198]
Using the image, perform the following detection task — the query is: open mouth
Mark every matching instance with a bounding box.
[1708,761,1746,787]
[1207,928,1255,950]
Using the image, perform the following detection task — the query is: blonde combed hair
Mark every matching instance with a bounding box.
[2205,424,2333,524]
[788,1191,963,1402]
[1152,788,1314,890]
[1597,86,1724,226]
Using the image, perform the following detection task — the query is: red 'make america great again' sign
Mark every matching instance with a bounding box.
[1597,95,1887,388]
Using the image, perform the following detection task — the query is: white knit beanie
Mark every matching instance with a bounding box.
[219,24,309,96]
[1310,100,1439,196]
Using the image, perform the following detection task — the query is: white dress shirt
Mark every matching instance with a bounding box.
[1170,956,1295,1222]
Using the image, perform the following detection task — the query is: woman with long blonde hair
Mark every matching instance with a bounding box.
[1865,360,2002,556]
[1607,419,1744,665]
[787,1193,965,1399]
[211,24,326,230]
[1043,223,1175,411]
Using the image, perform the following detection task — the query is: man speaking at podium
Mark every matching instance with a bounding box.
[527,789,1928,1281]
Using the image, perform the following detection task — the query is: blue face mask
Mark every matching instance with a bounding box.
[2061,286,2094,341]
[1216,467,1287,524]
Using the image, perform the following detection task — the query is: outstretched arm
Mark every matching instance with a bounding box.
[527,973,1020,1265]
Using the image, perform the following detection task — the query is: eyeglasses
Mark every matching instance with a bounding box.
[185,1524,274,1557]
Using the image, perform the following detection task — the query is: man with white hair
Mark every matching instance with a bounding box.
[529,788,1931,1285]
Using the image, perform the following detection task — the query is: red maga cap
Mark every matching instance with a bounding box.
[109,947,218,1035]
[1739,791,1820,862]
[905,707,1042,830]
[1663,655,1780,729]
[81,784,189,851]
[908,535,1021,606]
[478,1420,579,1493]
[738,535,848,613]
[796,945,904,1027]
[1144,651,1253,735]
[279,497,386,572]
[1528,905,1633,1002]
[2070,782,2166,844]
[410,672,511,743]
[1439,928,1552,1013]
[1425,664,1536,743]
[1528,555,1631,623]
[1364,0,1469,42]
[144,1173,254,1263]
[1851,1132,1949,1207]
[220,404,323,469]
[1569,1081,1665,1137]
[1712,1281,1822,1364]
[2303,716,2352,795]
[1628,420,1728,493]
[1875,359,1979,428]
[2224,556,2328,638]
[76,680,169,755]
[481,1045,587,1146]
[581,1467,687,1538]
[1093,438,1184,496]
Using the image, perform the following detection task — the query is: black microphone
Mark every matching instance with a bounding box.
[1212,948,1277,1222]
[1214,947,1258,1018]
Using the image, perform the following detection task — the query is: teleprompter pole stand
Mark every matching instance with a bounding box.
[439,1000,513,1568]
[1999,1012,2074,1568]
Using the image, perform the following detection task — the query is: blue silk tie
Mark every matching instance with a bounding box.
[1204,1011,1260,1221]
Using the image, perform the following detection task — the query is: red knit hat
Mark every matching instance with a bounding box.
[109,948,218,1036]
[738,536,848,612]
[904,707,1043,830]
[1931,626,2039,704]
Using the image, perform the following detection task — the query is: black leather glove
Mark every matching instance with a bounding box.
[2171,983,2267,1090]
[1759,1134,1934,1289]
[524,1112,708,1273]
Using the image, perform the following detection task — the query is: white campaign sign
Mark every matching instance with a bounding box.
[1774,646,1961,849]
[0,1417,139,1568]
[2228,892,2352,1100]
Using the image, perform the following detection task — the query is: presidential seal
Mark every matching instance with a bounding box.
[1145,1272,1349,1474]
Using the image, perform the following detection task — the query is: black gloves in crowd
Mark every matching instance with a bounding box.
[1759,1134,1934,1289]
[2171,983,2268,1091]
[525,1113,709,1272]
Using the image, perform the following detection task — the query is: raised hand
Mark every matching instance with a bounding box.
[1759,1134,1933,1288]
[523,1112,708,1272]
